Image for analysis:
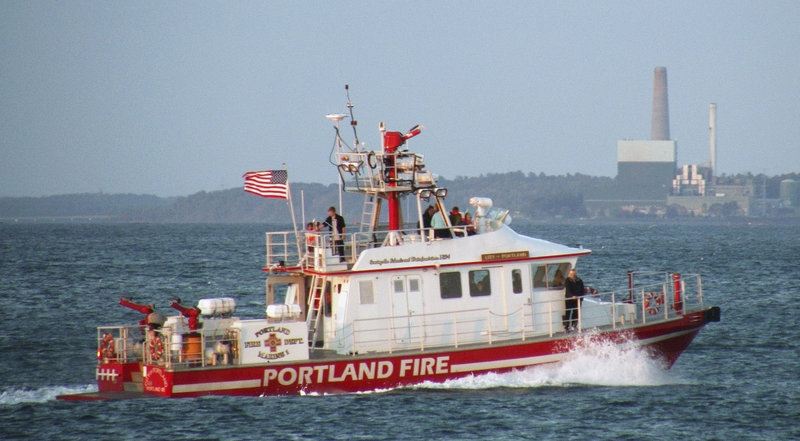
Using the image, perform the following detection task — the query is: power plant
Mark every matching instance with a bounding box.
[586,67,756,217]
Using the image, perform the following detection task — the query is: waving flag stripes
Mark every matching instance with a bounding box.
[243,170,288,199]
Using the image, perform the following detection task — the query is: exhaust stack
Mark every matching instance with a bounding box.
[650,67,670,140]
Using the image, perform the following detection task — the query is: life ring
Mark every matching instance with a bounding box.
[644,291,664,315]
[99,332,116,360]
[150,334,164,361]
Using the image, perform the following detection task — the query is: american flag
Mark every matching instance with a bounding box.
[242,170,289,199]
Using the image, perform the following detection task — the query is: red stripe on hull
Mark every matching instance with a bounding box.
[141,310,710,398]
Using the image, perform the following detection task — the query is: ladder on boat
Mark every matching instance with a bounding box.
[306,274,328,348]
[359,192,382,233]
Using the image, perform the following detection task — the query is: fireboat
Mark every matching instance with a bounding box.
[58,89,720,400]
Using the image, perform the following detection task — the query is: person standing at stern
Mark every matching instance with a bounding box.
[563,268,585,332]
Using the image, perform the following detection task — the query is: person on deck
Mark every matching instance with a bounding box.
[563,268,585,332]
[449,206,462,226]
[305,222,316,253]
[462,212,476,236]
[431,205,451,239]
[323,206,346,262]
[421,205,435,230]
[449,207,463,236]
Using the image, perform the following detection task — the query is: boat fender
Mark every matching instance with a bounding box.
[704,306,721,323]
[99,333,116,360]
[644,291,663,315]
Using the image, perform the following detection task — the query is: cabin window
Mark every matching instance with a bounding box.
[532,265,547,288]
[512,269,523,294]
[393,278,405,294]
[439,272,462,299]
[271,283,289,304]
[469,270,491,297]
[531,263,571,289]
[548,263,571,288]
[359,280,375,305]
[409,277,420,293]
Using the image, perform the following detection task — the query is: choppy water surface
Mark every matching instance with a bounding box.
[1,222,798,440]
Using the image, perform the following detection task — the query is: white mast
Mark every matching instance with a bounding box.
[326,113,348,216]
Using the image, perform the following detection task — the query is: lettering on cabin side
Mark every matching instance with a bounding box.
[369,254,451,266]
[255,326,291,337]
[262,355,450,387]
[481,251,529,261]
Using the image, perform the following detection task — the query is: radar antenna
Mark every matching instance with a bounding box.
[345,84,360,150]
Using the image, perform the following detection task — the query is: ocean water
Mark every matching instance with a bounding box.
[0,222,798,440]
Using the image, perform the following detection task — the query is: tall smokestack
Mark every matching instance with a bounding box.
[709,102,717,183]
[650,67,670,140]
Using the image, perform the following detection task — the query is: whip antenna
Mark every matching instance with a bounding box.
[345,84,360,150]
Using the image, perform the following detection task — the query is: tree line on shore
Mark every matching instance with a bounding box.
[2,171,798,223]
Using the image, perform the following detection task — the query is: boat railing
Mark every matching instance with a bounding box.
[96,324,145,364]
[267,230,356,272]
[266,225,475,272]
[141,326,241,370]
[265,231,303,270]
[335,150,434,194]
[340,272,704,354]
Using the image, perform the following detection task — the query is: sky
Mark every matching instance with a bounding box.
[1,1,798,197]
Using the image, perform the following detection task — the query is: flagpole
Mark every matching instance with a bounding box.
[283,164,302,263]
[301,190,306,227]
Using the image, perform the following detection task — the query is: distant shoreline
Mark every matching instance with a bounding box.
[3,216,799,227]
[2,170,798,223]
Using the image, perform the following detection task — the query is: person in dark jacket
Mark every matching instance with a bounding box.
[563,268,585,331]
[448,206,462,227]
[421,205,435,230]
[323,206,346,262]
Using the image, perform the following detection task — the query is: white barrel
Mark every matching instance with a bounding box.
[170,333,183,352]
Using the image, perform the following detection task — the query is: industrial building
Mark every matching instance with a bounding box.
[616,139,676,201]
[586,67,755,217]
[615,66,677,203]
[586,67,678,213]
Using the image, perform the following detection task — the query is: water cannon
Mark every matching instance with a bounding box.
[119,296,154,315]
[169,298,201,331]
[119,296,164,328]
[404,124,423,140]
[383,124,424,152]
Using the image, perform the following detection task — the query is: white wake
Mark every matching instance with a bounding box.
[412,334,682,390]
[0,384,97,405]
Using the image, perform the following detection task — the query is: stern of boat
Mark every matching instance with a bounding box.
[96,325,144,393]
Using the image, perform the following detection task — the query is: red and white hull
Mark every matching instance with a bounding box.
[65,308,716,401]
